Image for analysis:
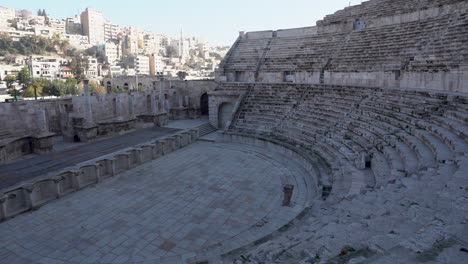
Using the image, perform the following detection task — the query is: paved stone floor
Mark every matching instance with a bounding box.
[0,127,180,189]
[0,142,311,264]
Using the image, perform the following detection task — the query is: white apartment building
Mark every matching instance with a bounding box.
[63,34,91,49]
[171,37,190,61]
[143,33,161,55]
[0,6,15,29]
[81,8,105,45]
[153,55,164,73]
[98,42,121,64]
[86,56,99,78]
[29,59,61,79]
[136,55,150,75]
[104,22,119,42]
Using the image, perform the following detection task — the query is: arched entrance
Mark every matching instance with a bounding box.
[200,93,209,116]
[218,102,234,129]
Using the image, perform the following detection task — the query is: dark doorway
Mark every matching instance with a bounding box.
[200,93,209,116]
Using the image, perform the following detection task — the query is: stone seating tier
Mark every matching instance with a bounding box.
[317,0,464,27]
[228,83,468,198]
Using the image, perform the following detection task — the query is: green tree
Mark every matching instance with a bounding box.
[62,78,80,96]
[4,75,16,88]
[23,83,43,98]
[70,55,88,81]
[177,71,187,80]
[17,67,31,89]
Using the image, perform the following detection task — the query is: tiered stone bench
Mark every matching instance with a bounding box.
[222,83,468,201]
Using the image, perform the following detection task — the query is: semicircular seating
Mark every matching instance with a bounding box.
[217,83,468,200]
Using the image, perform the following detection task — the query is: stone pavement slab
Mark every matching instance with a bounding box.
[0,141,312,264]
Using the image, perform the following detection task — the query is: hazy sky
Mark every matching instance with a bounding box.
[3,0,365,46]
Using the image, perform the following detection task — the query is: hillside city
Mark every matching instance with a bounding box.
[0,5,229,100]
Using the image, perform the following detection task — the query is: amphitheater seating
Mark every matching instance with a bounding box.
[220,0,467,77]
[260,32,347,72]
[328,13,467,73]
[225,83,468,199]
[317,0,465,27]
[222,38,270,71]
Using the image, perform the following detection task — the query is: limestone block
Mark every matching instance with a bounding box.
[0,196,6,221]
[31,134,54,154]
[114,154,130,175]
[180,132,190,147]
[4,188,30,218]
[140,145,153,163]
[189,129,199,142]
[97,159,115,180]
[29,179,58,209]
[57,171,78,196]
[162,138,174,155]
[128,149,141,168]
[151,141,163,159]
[173,135,181,150]
[77,165,98,189]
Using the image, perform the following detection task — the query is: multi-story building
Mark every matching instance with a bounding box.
[86,56,99,78]
[81,8,105,45]
[143,33,161,55]
[98,42,121,64]
[149,55,165,75]
[0,6,15,29]
[65,16,82,35]
[29,59,61,79]
[63,34,91,49]
[104,22,119,42]
[136,55,150,75]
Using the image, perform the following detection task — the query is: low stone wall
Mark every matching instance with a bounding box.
[0,133,55,165]
[216,131,321,197]
[0,129,199,222]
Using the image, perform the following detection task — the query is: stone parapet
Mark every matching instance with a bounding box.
[0,129,199,222]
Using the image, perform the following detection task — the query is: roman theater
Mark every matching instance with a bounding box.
[0,0,467,263]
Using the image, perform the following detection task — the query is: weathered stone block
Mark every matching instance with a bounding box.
[77,165,98,189]
[173,135,181,149]
[114,154,130,174]
[151,141,163,159]
[30,179,58,208]
[57,171,78,196]
[128,149,141,168]
[162,138,174,155]
[97,159,115,180]
[140,145,153,163]
[4,188,30,218]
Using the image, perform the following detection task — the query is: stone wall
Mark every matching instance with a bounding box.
[104,77,217,119]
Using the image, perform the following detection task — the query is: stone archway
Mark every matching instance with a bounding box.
[218,102,234,129]
[200,93,209,116]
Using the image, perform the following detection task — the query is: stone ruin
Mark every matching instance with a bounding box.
[208,0,468,262]
[0,0,467,263]
[0,79,215,165]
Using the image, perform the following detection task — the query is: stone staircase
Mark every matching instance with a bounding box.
[196,122,217,137]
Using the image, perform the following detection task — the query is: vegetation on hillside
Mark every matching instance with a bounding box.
[0,34,72,57]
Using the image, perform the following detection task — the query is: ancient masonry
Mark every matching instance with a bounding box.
[0,0,467,263]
